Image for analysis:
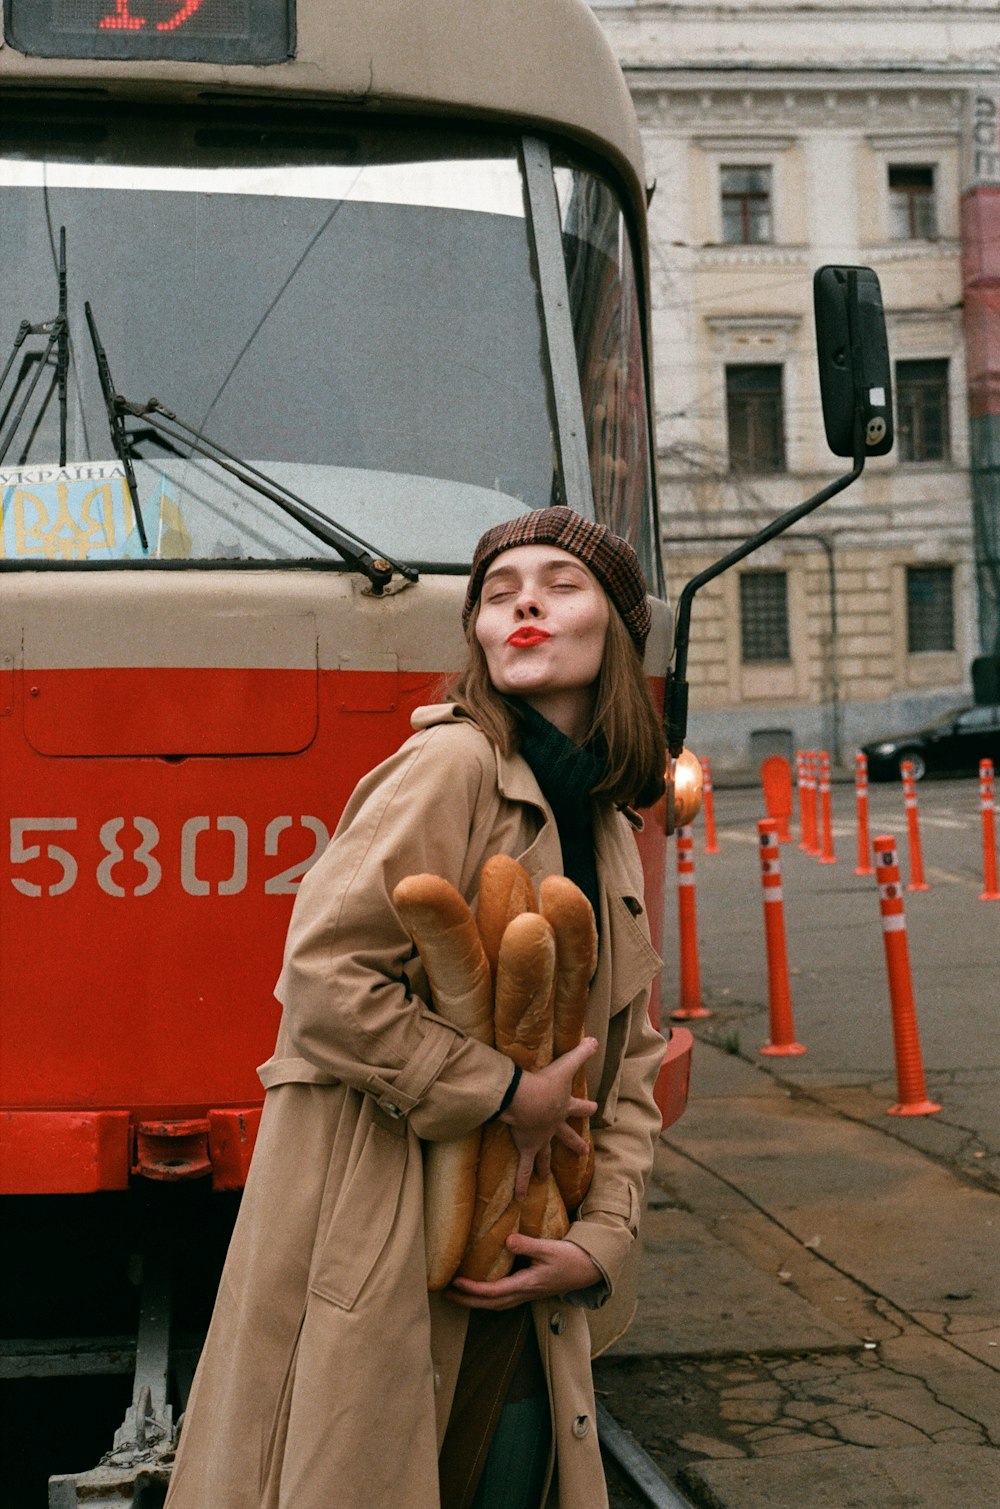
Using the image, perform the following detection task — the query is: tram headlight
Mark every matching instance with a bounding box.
[665,747,704,834]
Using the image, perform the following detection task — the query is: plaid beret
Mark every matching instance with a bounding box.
[463,507,651,653]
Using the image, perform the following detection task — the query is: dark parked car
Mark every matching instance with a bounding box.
[862,704,1000,780]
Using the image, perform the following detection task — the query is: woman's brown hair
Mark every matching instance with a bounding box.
[448,602,667,811]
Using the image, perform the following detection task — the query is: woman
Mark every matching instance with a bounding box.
[164,506,667,1509]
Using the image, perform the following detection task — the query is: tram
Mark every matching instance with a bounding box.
[1,2,691,1500]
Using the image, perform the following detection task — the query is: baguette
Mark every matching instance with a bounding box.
[540,876,598,1214]
[392,873,494,1290]
[457,912,558,1281]
[392,873,493,1043]
[519,1170,570,1242]
[493,912,556,1071]
[456,1122,521,1281]
[423,1137,482,1290]
[475,854,537,982]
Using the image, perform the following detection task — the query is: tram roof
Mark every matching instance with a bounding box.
[0,0,646,215]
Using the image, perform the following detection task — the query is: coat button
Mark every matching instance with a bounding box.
[433,1370,441,1393]
[572,1415,590,1439]
[549,1311,564,1335]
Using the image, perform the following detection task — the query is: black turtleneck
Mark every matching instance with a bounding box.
[512,701,603,935]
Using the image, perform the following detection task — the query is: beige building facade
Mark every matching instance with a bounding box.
[592,1,999,768]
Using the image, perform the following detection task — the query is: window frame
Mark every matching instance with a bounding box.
[725,363,786,476]
[887,163,937,242]
[905,564,955,655]
[895,358,951,465]
[720,164,774,246]
[739,568,791,664]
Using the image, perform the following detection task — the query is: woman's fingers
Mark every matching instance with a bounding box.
[500,1037,599,1159]
[514,1147,535,1202]
[553,1121,590,1156]
[557,1037,598,1079]
[445,1234,603,1309]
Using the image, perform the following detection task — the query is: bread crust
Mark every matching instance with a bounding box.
[475,854,537,981]
[519,1170,570,1242]
[392,873,494,1045]
[493,912,556,1071]
[423,1135,482,1290]
[392,873,495,1289]
[457,1122,520,1281]
[540,876,598,1214]
[458,912,557,1280]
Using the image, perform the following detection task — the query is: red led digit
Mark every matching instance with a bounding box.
[157,0,208,31]
[99,1,147,29]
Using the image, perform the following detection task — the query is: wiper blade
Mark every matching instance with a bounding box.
[84,301,149,553]
[75,317,416,590]
[127,398,418,592]
[0,225,70,468]
[57,227,69,467]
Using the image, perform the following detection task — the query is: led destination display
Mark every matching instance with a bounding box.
[4,0,293,64]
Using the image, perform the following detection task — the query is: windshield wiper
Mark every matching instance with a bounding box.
[0,225,70,468]
[82,305,417,593]
[56,227,70,467]
[84,301,149,553]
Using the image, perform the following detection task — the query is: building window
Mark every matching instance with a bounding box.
[896,359,950,463]
[726,365,785,473]
[888,165,937,240]
[906,566,954,653]
[740,570,790,662]
[721,166,773,244]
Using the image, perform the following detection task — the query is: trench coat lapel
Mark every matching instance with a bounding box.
[492,740,561,885]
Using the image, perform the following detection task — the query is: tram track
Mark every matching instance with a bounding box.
[599,1403,698,1509]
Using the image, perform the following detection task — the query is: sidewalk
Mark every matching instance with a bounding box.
[593,1040,1000,1508]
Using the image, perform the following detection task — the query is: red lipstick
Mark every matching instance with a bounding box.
[506,627,551,648]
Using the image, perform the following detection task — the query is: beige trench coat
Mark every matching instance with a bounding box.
[165,705,664,1509]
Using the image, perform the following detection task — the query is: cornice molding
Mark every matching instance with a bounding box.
[863,239,963,263]
[696,243,811,267]
[865,132,959,150]
[886,307,963,330]
[692,134,796,151]
[704,314,803,351]
[632,85,967,133]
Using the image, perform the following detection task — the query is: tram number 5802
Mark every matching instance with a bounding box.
[7,815,331,898]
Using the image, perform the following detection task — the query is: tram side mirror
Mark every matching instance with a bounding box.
[814,265,893,458]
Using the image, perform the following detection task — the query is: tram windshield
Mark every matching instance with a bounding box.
[0,103,654,572]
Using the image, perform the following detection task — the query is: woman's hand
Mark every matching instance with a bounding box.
[500,1038,598,1199]
[447,1232,602,1310]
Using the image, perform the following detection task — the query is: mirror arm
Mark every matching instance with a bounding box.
[665,431,866,760]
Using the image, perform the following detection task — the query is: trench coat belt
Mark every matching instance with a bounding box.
[365,1014,465,1122]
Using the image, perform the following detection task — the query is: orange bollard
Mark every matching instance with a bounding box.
[795,750,808,846]
[900,760,929,891]
[817,751,837,864]
[761,755,794,842]
[757,820,805,1056]
[854,751,874,876]
[670,825,711,1020]
[979,759,1000,902]
[873,835,941,1116]
[803,750,820,857]
[701,755,720,854]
